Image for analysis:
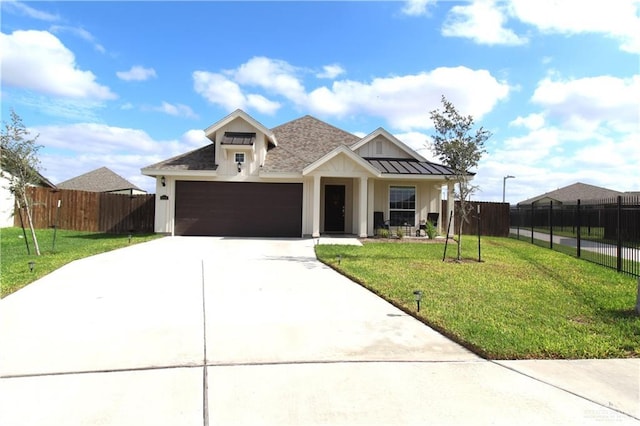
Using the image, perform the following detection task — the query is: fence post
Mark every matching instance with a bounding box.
[549,201,553,250]
[530,203,534,244]
[576,199,581,258]
[617,195,622,272]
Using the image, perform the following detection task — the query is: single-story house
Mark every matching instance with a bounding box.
[57,167,146,195]
[142,109,459,238]
[0,158,56,228]
[517,182,624,206]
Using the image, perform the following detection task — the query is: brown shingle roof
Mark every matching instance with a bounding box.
[57,167,143,193]
[518,182,623,205]
[143,144,217,172]
[264,115,360,173]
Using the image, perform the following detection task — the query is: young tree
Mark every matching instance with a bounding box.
[1,110,43,255]
[429,95,491,261]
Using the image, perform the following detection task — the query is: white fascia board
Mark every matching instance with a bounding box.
[204,109,277,146]
[302,145,381,177]
[141,169,218,178]
[351,128,427,162]
[258,171,303,180]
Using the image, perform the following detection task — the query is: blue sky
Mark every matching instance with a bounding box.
[1,0,639,202]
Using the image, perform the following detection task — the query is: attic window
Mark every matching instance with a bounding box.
[221,132,256,146]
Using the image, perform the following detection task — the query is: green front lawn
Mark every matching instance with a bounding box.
[316,237,640,359]
[1,227,161,297]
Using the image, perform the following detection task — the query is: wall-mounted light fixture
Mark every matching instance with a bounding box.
[161,176,166,187]
[237,162,242,173]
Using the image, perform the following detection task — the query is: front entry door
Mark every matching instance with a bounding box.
[324,185,345,233]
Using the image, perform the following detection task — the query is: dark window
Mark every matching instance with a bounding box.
[235,152,245,164]
[389,186,415,226]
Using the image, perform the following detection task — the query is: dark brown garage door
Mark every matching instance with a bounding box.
[175,181,302,237]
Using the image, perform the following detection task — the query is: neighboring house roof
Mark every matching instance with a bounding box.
[518,182,623,205]
[0,148,56,189]
[57,167,144,193]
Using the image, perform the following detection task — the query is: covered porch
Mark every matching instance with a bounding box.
[300,147,455,238]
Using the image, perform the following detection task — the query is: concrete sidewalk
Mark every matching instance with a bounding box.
[1,237,638,425]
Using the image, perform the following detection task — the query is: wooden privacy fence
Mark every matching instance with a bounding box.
[15,187,155,234]
[441,200,511,237]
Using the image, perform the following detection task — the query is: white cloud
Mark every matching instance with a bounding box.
[154,101,199,119]
[0,30,116,100]
[192,71,281,115]
[532,75,640,132]
[234,56,306,104]
[401,0,435,16]
[246,94,281,115]
[35,124,208,193]
[194,58,509,131]
[308,66,510,131]
[317,64,346,79]
[442,0,527,45]
[509,113,545,130]
[2,0,59,22]
[510,0,640,53]
[116,65,157,82]
[50,25,105,53]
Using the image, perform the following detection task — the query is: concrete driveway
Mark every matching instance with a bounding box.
[1,237,638,425]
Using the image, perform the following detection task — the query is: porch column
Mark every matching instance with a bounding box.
[367,179,375,236]
[446,182,455,237]
[312,174,321,238]
[358,177,368,238]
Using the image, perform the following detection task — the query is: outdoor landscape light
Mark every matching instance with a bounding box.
[161,176,166,187]
[28,261,35,272]
[128,234,132,244]
[413,290,423,312]
[337,254,342,265]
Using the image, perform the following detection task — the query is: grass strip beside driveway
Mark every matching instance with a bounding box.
[1,227,162,297]
[316,237,640,359]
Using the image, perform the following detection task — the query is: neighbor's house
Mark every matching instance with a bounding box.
[57,167,146,195]
[0,162,56,228]
[142,109,459,238]
[517,182,624,206]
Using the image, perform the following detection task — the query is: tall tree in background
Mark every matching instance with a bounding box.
[430,95,491,261]
[1,110,43,255]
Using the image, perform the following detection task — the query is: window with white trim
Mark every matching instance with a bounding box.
[234,152,245,164]
[389,186,415,226]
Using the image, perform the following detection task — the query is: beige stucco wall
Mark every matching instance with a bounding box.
[371,179,445,234]
[214,117,268,178]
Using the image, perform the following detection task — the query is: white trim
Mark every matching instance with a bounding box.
[350,128,426,162]
[234,152,246,164]
[204,109,277,146]
[388,184,417,227]
[303,145,381,177]
[141,169,218,178]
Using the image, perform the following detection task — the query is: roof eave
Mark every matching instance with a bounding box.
[204,109,277,146]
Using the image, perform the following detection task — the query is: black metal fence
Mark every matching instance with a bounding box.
[510,195,640,277]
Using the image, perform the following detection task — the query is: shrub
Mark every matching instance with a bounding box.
[426,220,437,239]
